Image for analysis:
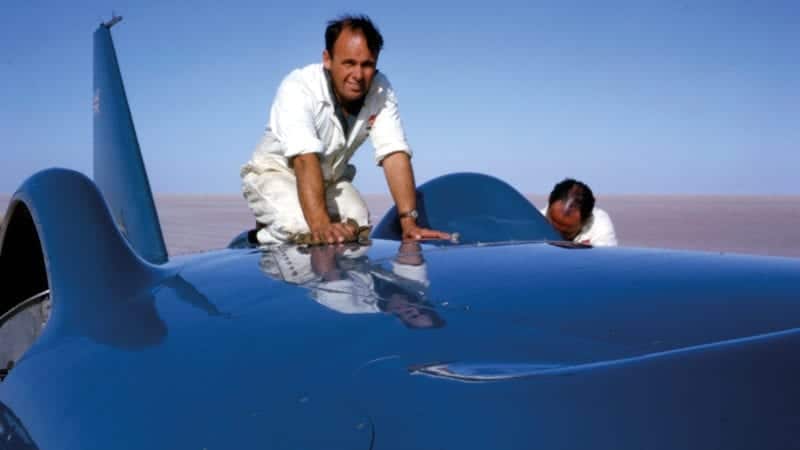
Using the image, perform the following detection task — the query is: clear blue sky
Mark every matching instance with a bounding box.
[2,1,798,195]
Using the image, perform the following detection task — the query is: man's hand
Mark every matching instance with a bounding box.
[400,217,450,241]
[309,220,358,245]
[293,153,358,244]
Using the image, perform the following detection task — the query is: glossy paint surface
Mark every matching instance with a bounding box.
[2,235,799,449]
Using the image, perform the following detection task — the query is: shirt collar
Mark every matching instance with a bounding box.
[323,67,366,115]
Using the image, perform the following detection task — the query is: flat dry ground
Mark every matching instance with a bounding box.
[2,193,800,258]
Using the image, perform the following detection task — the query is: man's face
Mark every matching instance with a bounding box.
[547,200,583,241]
[323,28,377,104]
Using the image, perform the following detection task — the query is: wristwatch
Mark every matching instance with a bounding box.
[398,209,419,220]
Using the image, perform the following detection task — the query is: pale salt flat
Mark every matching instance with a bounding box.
[2,194,800,258]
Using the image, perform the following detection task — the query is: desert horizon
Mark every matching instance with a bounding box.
[2,193,800,258]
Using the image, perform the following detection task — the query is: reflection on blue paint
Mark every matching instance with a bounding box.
[409,362,564,382]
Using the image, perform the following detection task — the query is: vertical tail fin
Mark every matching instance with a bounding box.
[93,18,168,264]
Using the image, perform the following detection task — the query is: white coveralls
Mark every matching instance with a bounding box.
[241,63,412,244]
[540,206,619,247]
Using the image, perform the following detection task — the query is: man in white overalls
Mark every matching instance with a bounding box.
[242,15,449,245]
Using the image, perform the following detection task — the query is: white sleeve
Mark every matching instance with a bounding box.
[370,80,412,164]
[586,209,618,247]
[269,76,324,158]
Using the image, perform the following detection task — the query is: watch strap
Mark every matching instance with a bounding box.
[398,209,418,219]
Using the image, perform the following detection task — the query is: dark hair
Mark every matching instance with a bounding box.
[548,178,596,223]
[325,15,384,58]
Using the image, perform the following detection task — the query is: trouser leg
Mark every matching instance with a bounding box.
[324,179,370,227]
[242,171,370,244]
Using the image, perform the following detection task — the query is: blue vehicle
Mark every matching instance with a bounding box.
[1,18,799,450]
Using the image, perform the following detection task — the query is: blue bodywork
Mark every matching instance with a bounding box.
[1,19,799,450]
[373,172,560,244]
[93,22,167,265]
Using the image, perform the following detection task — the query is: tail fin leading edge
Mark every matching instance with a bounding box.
[92,18,168,264]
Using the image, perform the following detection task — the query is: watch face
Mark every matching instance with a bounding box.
[400,209,418,219]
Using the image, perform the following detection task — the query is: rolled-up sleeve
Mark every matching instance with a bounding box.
[371,82,412,164]
[269,76,324,158]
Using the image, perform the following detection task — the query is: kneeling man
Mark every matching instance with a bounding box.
[241,15,448,245]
